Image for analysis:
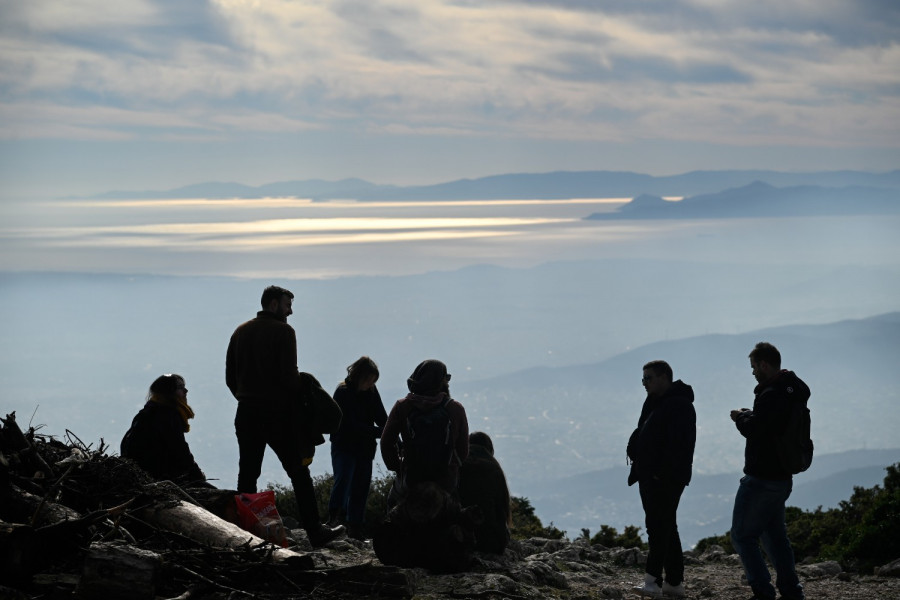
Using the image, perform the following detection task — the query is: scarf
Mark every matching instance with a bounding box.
[150,394,195,432]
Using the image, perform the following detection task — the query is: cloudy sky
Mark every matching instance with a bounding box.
[1,0,899,197]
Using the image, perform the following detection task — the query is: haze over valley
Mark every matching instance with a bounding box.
[2,169,899,545]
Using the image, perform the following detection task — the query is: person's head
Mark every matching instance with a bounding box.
[260,285,294,320]
[642,360,673,398]
[345,356,379,391]
[749,342,781,383]
[469,431,494,456]
[407,359,451,396]
[148,373,187,404]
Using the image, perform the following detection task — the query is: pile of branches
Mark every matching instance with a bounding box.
[0,411,412,600]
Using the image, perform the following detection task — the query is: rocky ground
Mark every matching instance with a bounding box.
[288,534,900,600]
[3,411,899,600]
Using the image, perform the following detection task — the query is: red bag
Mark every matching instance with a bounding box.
[234,491,288,547]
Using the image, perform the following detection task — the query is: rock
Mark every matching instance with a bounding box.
[875,558,900,577]
[797,560,843,577]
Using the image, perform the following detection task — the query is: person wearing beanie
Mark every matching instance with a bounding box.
[381,359,469,496]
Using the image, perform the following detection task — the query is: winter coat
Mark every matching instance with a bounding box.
[226,311,303,406]
[381,392,469,491]
[329,382,388,458]
[121,401,207,485]
[734,369,811,481]
[458,442,511,554]
[627,379,696,487]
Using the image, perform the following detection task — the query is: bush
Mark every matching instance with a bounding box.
[694,463,900,573]
[510,496,566,540]
[587,524,647,550]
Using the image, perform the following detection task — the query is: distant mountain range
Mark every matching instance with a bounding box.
[454,311,900,545]
[80,169,900,202]
[585,181,900,219]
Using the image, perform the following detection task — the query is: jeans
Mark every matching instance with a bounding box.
[639,478,686,585]
[329,445,374,525]
[731,475,804,600]
[234,401,321,533]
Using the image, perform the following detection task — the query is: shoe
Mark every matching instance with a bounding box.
[633,573,663,598]
[662,581,685,597]
[308,523,345,547]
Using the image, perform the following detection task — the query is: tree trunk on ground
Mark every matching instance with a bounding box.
[138,500,314,569]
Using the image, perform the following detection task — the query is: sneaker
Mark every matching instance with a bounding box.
[308,523,345,547]
[662,581,685,597]
[633,573,663,598]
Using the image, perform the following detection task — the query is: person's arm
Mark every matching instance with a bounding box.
[453,400,469,464]
[380,401,404,472]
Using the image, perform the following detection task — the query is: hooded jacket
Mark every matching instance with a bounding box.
[381,391,469,490]
[627,379,696,487]
[734,369,811,480]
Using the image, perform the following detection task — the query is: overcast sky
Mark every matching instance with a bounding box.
[1,0,899,196]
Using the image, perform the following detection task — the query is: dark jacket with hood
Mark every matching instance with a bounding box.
[734,369,811,481]
[627,379,696,487]
[381,360,469,491]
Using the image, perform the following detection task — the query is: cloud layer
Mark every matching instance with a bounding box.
[0,0,898,190]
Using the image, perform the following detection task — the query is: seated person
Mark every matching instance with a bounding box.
[458,431,511,554]
[121,373,212,487]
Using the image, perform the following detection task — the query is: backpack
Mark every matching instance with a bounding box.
[776,394,814,474]
[404,397,453,484]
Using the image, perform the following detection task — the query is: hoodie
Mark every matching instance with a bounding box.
[381,391,469,490]
[627,379,697,487]
[734,369,811,480]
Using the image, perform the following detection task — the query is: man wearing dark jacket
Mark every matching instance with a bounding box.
[731,342,809,600]
[226,285,343,547]
[627,360,696,598]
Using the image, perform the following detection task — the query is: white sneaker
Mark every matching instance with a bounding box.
[662,581,685,597]
[633,573,663,598]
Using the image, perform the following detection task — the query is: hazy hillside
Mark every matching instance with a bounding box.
[456,311,900,486]
[585,182,900,219]
[79,169,900,201]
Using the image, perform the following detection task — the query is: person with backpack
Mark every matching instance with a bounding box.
[381,359,469,497]
[626,360,696,599]
[730,342,811,600]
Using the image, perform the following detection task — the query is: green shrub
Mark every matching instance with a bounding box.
[587,524,647,550]
[510,496,566,540]
[694,463,900,573]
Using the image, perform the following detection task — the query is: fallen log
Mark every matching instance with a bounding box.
[138,500,314,570]
[76,541,161,600]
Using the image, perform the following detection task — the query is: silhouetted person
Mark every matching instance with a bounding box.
[458,431,511,554]
[121,373,212,487]
[627,360,696,598]
[226,285,343,547]
[730,342,809,600]
[327,356,388,539]
[381,359,469,497]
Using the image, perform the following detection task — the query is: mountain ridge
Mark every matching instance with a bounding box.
[75,169,900,201]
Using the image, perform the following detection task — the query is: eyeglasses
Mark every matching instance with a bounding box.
[641,375,654,384]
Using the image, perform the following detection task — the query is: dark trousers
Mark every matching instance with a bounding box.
[234,401,321,533]
[328,445,374,525]
[639,478,686,585]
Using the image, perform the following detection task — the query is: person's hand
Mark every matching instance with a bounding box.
[730,409,748,421]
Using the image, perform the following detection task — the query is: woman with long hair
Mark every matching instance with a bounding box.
[121,373,211,486]
[327,356,388,539]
